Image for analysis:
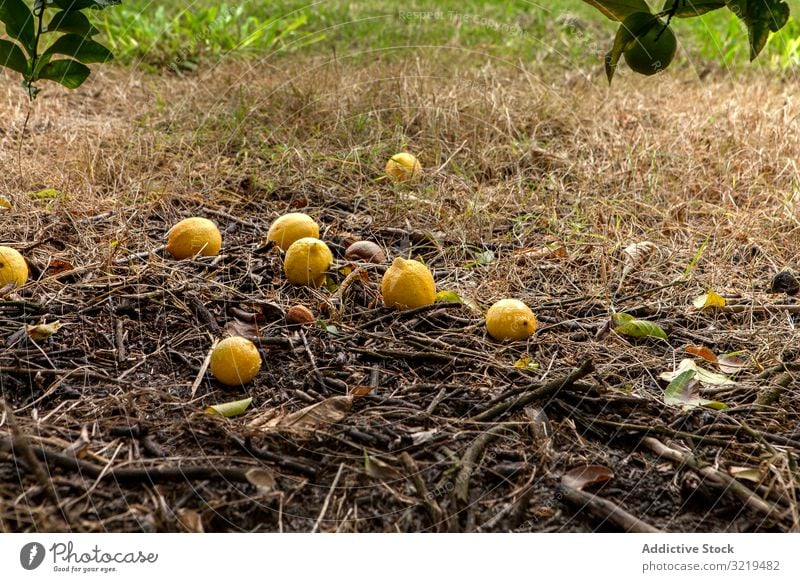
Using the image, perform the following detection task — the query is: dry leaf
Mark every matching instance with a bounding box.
[728,466,765,483]
[223,313,260,338]
[349,385,374,399]
[44,259,75,277]
[660,359,735,387]
[618,241,659,288]
[26,321,63,341]
[175,508,204,533]
[718,353,747,375]
[692,290,726,309]
[515,244,567,261]
[685,345,718,364]
[364,451,403,481]
[524,407,552,445]
[562,465,614,491]
[0,194,11,209]
[252,396,353,437]
[245,468,277,491]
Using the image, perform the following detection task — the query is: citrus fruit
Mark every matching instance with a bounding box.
[385,153,422,182]
[0,246,28,288]
[266,212,320,251]
[210,336,262,386]
[486,299,537,341]
[622,12,677,76]
[345,240,386,264]
[286,304,315,325]
[166,217,222,259]
[381,257,436,310]
[284,237,333,287]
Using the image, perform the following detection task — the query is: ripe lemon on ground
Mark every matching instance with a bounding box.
[267,212,320,251]
[385,153,422,182]
[622,12,677,76]
[381,257,436,310]
[284,237,333,287]
[166,217,222,259]
[486,299,537,341]
[0,246,28,288]
[210,336,262,386]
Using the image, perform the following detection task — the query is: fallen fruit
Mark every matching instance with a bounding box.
[486,299,537,341]
[622,12,677,76]
[381,257,436,310]
[769,271,799,296]
[0,246,28,288]
[284,237,333,287]
[286,304,315,325]
[266,212,320,251]
[385,152,422,182]
[210,336,262,386]
[345,240,386,264]
[165,217,222,259]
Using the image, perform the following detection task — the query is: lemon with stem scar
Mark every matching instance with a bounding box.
[210,336,262,386]
[486,299,537,341]
[284,237,333,287]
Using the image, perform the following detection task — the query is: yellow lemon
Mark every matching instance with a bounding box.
[0,246,28,288]
[266,212,320,251]
[385,153,422,182]
[210,336,262,386]
[284,237,333,287]
[381,257,436,310]
[166,217,222,259]
[486,299,537,341]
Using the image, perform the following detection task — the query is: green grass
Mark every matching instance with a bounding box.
[94,0,800,72]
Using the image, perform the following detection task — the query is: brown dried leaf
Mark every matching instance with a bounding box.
[245,468,277,491]
[223,313,260,338]
[685,345,718,364]
[349,385,374,399]
[44,259,75,277]
[728,466,765,483]
[718,354,747,375]
[262,396,353,436]
[562,464,614,491]
[175,508,204,533]
[364,452,403,481]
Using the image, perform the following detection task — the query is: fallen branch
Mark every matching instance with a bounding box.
[560,486,661,533]
[470,359,594,422]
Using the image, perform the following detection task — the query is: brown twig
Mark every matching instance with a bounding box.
[561,486,661,533]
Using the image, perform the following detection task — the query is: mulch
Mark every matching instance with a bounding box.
[1,195,799,532]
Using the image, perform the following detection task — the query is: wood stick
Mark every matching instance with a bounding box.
[561,486,661,533]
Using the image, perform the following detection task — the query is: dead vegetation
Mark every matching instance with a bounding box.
[1,55,799,532]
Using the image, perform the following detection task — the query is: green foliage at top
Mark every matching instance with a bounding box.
[0,0,119,99]
[584,0,791,81]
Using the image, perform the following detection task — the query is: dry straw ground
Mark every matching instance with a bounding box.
[1,54,799,532]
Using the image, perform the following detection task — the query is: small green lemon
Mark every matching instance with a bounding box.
[622,12,677,76]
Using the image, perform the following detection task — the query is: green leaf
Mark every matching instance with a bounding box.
[0,39,28,75]
[659,358,735,386]
[435,290,462,303]
[43,34,113,64]
[727,0,790,60]
[664,370,728,410]
[37,59,91,89]
[605,19,642,83]
[662,0,727,17]
[46,11,100,37]
[0,0,35,53]
[611,312,668,340]
[52,0,121,9]
[205,397,253,418]
[582,0,651,21]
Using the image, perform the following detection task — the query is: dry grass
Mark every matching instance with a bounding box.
[1,54,799,532]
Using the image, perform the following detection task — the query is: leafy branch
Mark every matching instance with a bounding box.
[0,0,120,101]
